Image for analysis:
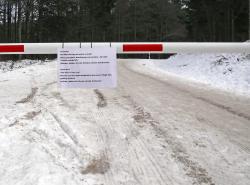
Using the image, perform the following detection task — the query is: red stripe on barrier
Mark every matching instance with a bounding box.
[123,44,163,52]
[0,45,24,53]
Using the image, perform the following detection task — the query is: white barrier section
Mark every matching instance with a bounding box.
[165,42,250,53]
[58,47,117,89]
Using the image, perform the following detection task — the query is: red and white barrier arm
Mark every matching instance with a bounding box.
[0,42,249,55]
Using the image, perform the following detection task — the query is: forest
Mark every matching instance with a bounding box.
[0,0,249,43]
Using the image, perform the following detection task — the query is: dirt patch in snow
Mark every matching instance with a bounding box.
[9,120,22,128]
[23,110,42,120]
[46,81,57,86]
[0,80,8,83]
[9,110,41,127]
[41,81,57,92]
[16,87,38,104]
[81,155,110,175]
[133,106,155,128]
[94,89,107,108]
[51,92,75,109]
[133,107,151,123]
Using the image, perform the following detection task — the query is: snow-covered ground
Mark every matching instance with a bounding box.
[0,58,250,185]
[1,60,130,185]
[134,54,250,97]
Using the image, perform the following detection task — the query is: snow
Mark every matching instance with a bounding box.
[0,58,250,185]
[134,53,250,97]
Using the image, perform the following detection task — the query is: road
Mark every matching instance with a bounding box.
[0,60,250,185]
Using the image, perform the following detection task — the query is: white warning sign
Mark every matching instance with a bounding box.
[58,47,117,88]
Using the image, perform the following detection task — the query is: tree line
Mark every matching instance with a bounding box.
[0,0,249,43]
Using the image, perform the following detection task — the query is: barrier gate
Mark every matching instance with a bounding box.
[0,42,250,55]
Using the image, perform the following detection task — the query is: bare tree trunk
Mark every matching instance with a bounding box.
[78,1,83,42]
[230,7,234,42]
[249,0,250,39]
[30,3,35,42]
[17,0,22,61]
[118,11,121,42]
[37,1,43,42]
[14,1,17,42]
[133,0,137,41]
[7,1,11,42]
[25,4,30,41]
[2,0,7,42]
[17,0,22,43]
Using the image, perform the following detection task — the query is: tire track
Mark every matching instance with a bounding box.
[93,110,116,185]
[110,95,174,185]
[51,92,75,109]
[94,89,107,108]
[16,87,38,104]
[195,96,250,121]
[106,91,178,185]
[49,112,80,147]
[122,94,215,185]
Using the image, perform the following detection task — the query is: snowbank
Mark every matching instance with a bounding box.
[0,59,52,72]
[0,61,104,185]
[135,54,250,97]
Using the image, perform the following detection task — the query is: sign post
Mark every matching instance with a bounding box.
[58,47,117,88]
